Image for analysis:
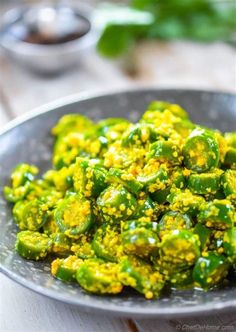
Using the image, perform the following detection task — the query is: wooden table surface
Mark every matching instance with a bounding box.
[0,38,236,332]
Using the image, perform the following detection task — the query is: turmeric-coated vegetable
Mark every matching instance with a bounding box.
[4,100,236,299]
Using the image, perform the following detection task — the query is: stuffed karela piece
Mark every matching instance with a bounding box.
[225,132,236,149]
[92,224,121,262]
[73,157,108,198]
[149,140,183,166]
[76,259,123,294]
[223,227,236,262]
[159,230,200,269]
[71,234,96,260]
[198,199,235,230]
[15,230,52,260]
[193,223,211,252]
[97,118,131,144]
[96,184,137,223]
[121,123,157,147]
[106,168,143,195]
[50,233,72,256]
[104,140,146,169]
[54,194,94,238]
[158,211,193,239]
[137,163,170,194]
[51,255,83,282]
[121,220,159,257]
[167,189,205,217]
[52,114,94,137]
[150,167,186,203]
[193,252,230,289]
[43,166,74,192]
[119,255,165,299]
[169,268,193,289]
[4,163,38,203]
[183,128,219,172]
[221,170,236,199]
[17,199,49,231]
[224,148,236,169]
[132,193,157,222]
[187,170,222,196]
[146,100,188,118]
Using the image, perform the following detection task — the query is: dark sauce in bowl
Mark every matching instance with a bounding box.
[4,6,91,45]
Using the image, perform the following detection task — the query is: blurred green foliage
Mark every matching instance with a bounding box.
[97,0,236,57]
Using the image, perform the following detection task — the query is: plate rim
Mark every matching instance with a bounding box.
[1,263,236,318]
[0,86,235,138]
[1,87,236,317]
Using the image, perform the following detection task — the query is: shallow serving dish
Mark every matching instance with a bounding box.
[0,88,236,318]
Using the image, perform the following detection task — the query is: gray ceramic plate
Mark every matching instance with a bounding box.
[0,89,236,318]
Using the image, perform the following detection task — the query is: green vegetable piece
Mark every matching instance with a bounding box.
[223,227,236,260]
[12,200,26,226]
[52,114,94,137]
[183,128,219,172]
[76,259,123,294]
[169,268,193,289]
[224,147,236,168]
[4,163,38,202]
[221,170,236,198]
[209,230,225,254]
[150,167,185,203]
[97,184,137,222]
[4,185,30,203]
[43,214,60,235]
[73,158,108,198]
[132,194,157,221]
[167,189,205,216]
[122,123,157,147]
[150,187,170,204]
[10,163,38,188]
[106,168,143,194]
[149,140,182,165]
[147,100,188,119]
[159,211,192,238]
[187,171,222,196]
[44,166,74,192]
[171,167,186,189]
[50,233,72,256]
[173,120,195,138]
[121,220,159,257]
[193,253,229,289]
[97,118,131,141]
[54,195,94,238]
[52,131,96,169]
[15,230,52,260]
[138,165,169,193]
[104,140,145,169]
[198,199,235,230]
[51,256,83,282]
[38,190,63,210]
[159,230,200,269]
[71,235,95,260]
[19,199,49,231]
[119,256,165,299]
[193,223,211,251]
[225,132,236,148]
[92,224,121,262]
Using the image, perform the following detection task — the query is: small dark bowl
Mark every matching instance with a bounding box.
[0,3,98,74]
[0,89,236,318]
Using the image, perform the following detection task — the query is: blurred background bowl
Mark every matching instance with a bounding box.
[0,3,98,74]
